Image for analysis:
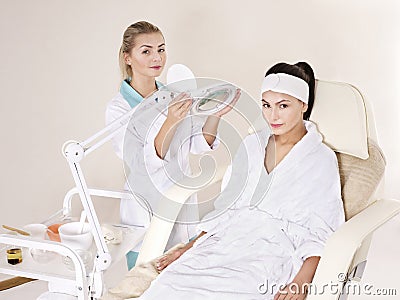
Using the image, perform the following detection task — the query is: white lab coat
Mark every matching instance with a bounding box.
[105,82,163,251]
[124,93,219,249]
[105,91,132,160]
[139,121,345,300]
[106,86,218,251]
[105,80,162,159]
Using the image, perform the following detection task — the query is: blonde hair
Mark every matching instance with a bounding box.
[119,21,163,80]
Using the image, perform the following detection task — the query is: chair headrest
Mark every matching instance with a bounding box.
[310,80,369,159]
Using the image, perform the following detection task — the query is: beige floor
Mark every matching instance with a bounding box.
[1,214,400,300]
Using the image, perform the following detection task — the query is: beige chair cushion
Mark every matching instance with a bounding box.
[336,139,386,220]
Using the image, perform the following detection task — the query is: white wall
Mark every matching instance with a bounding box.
[0,0,399,227]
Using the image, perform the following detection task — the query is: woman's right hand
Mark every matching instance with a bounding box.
[166,92,193,126]
[156,244,188,271]
[154,92,192,159]
[155,232,206,271]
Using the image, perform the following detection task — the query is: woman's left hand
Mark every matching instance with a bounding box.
[212,88,241,117]
[273,281,309,300]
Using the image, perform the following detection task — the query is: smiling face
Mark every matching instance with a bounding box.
[124,32,166,79]
[261,90,308,137]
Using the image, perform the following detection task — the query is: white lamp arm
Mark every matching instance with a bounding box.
[63,108,135,160]
[61,106,137,272]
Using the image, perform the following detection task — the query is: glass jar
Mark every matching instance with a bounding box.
[6,247,22,265]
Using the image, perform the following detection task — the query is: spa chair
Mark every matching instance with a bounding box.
[133,80,400,299]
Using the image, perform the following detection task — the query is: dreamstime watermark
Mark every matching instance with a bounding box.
[258,273,398,297]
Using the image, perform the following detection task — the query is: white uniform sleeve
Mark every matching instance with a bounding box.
[140,114,219,173]
[125,114,184,199]
[190,116,220,154]
[142,117,169,174]
[105,97,130,160]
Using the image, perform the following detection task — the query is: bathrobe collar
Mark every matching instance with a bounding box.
[258,121,322,174]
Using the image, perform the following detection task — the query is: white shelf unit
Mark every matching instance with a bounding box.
[0,224,145,299]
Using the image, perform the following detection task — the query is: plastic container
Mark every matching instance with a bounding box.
[58,222,93,250]
[47,223,62,242]
[30,248,58,264]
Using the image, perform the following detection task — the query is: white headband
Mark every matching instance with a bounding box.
[261,73,309,104]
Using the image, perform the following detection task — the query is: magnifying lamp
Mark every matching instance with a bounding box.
[165,64,238,115]
[190,83,237,115]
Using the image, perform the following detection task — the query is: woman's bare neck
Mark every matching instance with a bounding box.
[130,75,157,98]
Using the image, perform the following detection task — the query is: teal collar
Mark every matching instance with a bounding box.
[120,79,163,108]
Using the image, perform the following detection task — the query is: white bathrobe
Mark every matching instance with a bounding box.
[139,121,345,300]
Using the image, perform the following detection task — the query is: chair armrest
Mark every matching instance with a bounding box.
[307,198,400,300]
